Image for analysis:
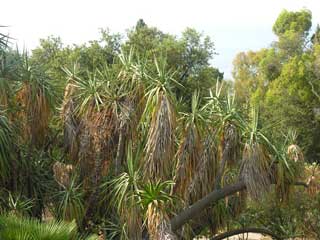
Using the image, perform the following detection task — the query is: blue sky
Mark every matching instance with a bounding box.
[1,0,320,79]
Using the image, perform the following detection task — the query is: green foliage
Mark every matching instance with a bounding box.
[0,214,98,240]
[138,180,175,209]
[233,8,320,162]
[53,176,84,224]
[235,189,320,239]
[273,9,312,36]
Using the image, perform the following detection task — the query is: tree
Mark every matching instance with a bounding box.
[273,9,312,57]
[233,8,320,162]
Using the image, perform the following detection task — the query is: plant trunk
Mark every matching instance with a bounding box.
[114,126,125,175]
[214,141,230,189]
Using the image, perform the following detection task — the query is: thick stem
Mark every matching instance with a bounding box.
[170,181,246,231]
[114,126,125,175]
[214,141,230,189]
[210,227,283,240]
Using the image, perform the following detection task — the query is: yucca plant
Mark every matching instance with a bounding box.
[53,175,85,225]
[64,65,117,191]
[240,108,274,200]
[62,53,144,228]
[138,180,176,240]
[274,130,304,202]
[187,135,217,203]
[61,64,81,163]
[6,192,33,217]
[113,49,145,174]
[69,69,106,115]
[174,91,209,201]
[15,52,54,147]
[206,81,242,188]
[142,56,178,181]
[101,143,142,239]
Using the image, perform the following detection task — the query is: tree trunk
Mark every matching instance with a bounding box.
[214,141,230,189]
[170,181,246,231]
[210,227,283,240]
[114,126,125,175]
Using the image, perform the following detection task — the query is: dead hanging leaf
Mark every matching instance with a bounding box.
[78,106,119,189]
[53,162,74,188]
[187,135,217,204]
[305,165,320,196]
[16,82,50,146]
[240,143,271,200]
[287,144,304,163]
[144,92,176,181]
[0,90,8,109]
[174,125,201,201]
[61,83,79,163]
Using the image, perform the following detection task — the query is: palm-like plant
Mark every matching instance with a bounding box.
[61,64,81,163]
[138,180,176,240]
[142,56,178,181]
[174,91,208,201]
[274,130,304,202]
[6,192,33,217]
[207,82,242,188]
[16,52,54,146]
[61,50,144,230]
[64,65,117,186]
[240,108,274,200]
[101,143,142,239]
[53,175,84,225]
[71,70,105,114]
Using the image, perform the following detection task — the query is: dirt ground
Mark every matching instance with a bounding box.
[196,234,271,239]
[197,234,311,240]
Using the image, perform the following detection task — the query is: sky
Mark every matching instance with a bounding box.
[1,0,320,79]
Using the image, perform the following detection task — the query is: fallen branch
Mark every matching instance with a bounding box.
[170,180,309,231]
[170,181,246,231]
